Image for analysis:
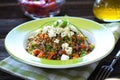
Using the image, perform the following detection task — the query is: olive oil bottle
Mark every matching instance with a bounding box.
[93,0,120,22]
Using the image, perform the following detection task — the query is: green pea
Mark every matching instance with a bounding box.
[53,21,59,27]
[60,20,68,28]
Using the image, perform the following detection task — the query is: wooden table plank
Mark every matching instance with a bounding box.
[0,18,31,38]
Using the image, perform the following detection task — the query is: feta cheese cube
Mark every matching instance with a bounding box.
[64,27,70,32]
[42,26,51,34]
[61,54,69,60]
[65,47,72,55]
[48,28,56,38]
[62,43,69,49]
[56,27,63,34]
[61,27,70,38]
[54,39,59,43]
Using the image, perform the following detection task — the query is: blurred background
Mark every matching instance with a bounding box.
[0,0,95,19]
[0,0,95,39]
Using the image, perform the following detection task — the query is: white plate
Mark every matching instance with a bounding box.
[5,17,115,68]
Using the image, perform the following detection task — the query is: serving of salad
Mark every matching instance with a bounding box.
[26,20,94,60]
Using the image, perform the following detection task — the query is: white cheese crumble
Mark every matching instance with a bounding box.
[42,23,78,38]
[62,43,69,49]
[65,47,72,55]
[42,26,57,38]
[54,39,59,43]
[64,27,70,32]
[61,54,69,60]
[60,27,75,38]
[55,27,63,34]
[41,21,80,43]
[61,27,70,38]
[48,28,56,38]
[42,26,51,34]
[62,43,73,55]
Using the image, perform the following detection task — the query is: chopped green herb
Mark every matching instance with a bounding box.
[80,50,87,57]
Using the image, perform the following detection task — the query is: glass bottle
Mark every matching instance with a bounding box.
[93,0,120,22]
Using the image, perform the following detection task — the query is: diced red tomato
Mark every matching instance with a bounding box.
[80,43,87,50]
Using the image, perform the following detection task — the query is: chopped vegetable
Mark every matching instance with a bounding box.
[32,49,44,58]
[73,53,79,59]
[89,44,95,50]
[80,50,87,57]
[47,52,55,60]
[80,43,87,50]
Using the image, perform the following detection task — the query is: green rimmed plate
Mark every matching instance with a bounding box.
[5,17,115,68]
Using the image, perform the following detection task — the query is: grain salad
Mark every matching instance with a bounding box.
[26,20,94,60]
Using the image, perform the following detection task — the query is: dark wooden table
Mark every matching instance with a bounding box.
[0,0,120,80]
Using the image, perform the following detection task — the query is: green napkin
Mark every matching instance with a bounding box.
[0,23,120,80]
[0,57,98,80]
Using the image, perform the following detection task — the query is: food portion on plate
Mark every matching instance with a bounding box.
[26,20,95,60]
[5,17,115,68]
